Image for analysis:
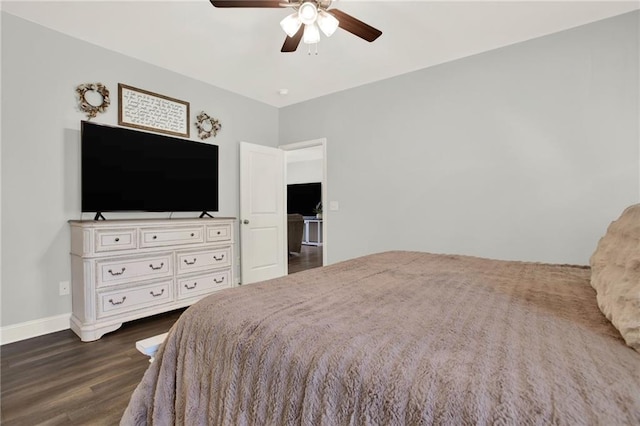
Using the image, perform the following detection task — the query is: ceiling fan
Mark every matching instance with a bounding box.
[209,0,382,53]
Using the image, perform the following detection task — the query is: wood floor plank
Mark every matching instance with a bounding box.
[288,244,323,274]
[2,350,141,405]
[1,309,184,425]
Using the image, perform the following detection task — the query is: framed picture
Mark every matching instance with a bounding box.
[118,83,190,137]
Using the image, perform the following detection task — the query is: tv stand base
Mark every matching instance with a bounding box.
[199,211,213,218]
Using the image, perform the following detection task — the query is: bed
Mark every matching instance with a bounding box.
[121,206,640,425]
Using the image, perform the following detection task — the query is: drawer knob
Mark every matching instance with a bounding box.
[108,296,126,306]
[217,231,221,235]
[191,233,195,237]
[184,258,197,265]
[115,237,120,242]
[107,267,126,276]
[213,277,225,284]
[152,235,157,240]
[149,262,164,271]
[149,289,165,297]
[184,282,198,290]
[213,254,225,261]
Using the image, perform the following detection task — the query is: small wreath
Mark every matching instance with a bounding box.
[195,111,222,140]
[76,83,110,120]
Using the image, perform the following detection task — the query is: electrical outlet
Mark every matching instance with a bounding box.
[59,281,70,296]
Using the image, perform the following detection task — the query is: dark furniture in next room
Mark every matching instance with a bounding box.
[288,214,304,254]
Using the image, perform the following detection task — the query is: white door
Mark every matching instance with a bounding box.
[239,142,286,284]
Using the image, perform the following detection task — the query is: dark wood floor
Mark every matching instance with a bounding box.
[288,244,323,274]
[0,250,322,425]
[1,309,185,426]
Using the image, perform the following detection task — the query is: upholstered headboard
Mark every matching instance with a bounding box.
[590,204,640,353]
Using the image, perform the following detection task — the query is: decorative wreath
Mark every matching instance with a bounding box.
[76,83,110,120]
[195,111,222,140]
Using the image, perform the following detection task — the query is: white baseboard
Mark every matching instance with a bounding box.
[1,313,71,345]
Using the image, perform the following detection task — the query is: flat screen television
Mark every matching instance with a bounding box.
[287,182,321,217]
[81,121,219,215]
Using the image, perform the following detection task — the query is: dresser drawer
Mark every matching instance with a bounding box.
[177,269,231,300]
[95,228,137,253]
[98,280,173,318]
[140,226,204,248]
[206,224,232,242]
[97,254,172,287]
[176,246,231,274]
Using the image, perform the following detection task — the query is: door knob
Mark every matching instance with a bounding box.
[243,219,250,225]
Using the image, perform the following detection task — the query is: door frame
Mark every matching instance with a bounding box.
[279,138,328,269]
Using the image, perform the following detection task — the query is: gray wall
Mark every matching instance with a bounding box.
[2,10,639,329]
[287,159,323,184]
[280,11,639,266]
[1,13,279,327]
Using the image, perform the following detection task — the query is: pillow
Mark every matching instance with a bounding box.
[590,204,640,353]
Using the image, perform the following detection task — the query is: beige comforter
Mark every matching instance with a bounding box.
[122,251,640,425]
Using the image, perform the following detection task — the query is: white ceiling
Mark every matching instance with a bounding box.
[3,1,638,107]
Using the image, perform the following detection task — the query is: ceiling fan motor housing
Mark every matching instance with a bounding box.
[298,2,318,25]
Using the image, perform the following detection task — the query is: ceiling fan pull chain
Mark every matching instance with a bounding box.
[307,43,319,56]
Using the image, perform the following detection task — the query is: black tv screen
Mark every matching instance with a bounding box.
[287,183,321,217]
[81,121,219,213]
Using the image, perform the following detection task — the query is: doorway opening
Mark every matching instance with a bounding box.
[280,139,327,275]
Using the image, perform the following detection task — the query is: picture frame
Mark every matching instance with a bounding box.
[118,83,190,137]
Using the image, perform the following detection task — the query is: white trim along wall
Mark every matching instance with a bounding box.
[1,313,71,345]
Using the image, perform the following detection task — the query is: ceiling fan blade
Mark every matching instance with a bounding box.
[329,8,382,42]
[210,0,285,7]
[281,26,304,52]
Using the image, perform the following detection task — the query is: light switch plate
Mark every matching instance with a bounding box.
[329,201,339,211]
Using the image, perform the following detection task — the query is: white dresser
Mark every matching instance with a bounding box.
[69,217,236,341]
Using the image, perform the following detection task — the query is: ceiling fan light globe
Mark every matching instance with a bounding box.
[298,2,318,25]
[280,13,302,37]
[317,10,339,37]
[303,23,320,44]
